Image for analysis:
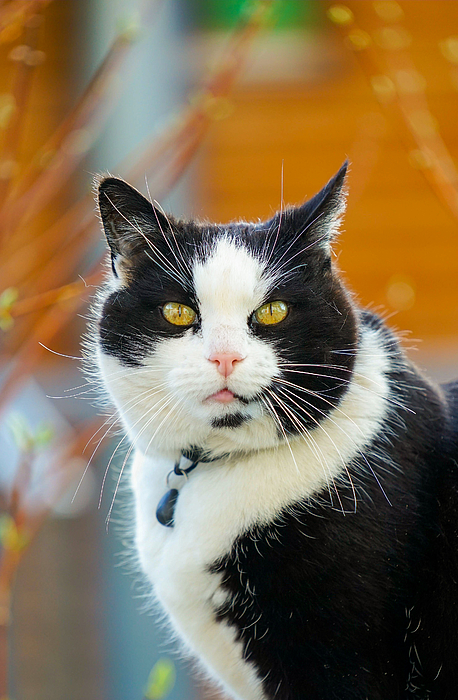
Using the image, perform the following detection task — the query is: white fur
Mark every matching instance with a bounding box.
[96,239,392,700]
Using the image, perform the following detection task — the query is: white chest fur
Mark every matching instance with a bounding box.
[129,331,390,700]
[131,452,267,700]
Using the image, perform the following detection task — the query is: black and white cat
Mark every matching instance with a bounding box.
[92,163,458,700]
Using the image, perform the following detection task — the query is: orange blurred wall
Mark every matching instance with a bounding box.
[198,0,458,348]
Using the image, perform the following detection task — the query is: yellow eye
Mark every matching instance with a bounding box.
[162,302,197,326]
[254,300,288,326]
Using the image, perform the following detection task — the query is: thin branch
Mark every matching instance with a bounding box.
[125,0,276,186]
[0,0,50,36]
[0,3,44,208]
[0,0,275,296]
[10,270,103,318]
[0,414,105,697]
[0,24,143,238]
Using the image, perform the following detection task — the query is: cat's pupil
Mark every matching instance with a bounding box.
[162,302,196,326]
[254,300,288,325]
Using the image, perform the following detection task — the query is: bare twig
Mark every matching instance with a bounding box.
[0,22,142,239]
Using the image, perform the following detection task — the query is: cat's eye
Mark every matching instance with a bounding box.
[162,302,197,326]
[253,300,289,326]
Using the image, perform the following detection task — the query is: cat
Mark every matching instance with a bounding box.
[91,162,458,700]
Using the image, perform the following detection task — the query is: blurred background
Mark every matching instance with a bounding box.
[0,1,457,698]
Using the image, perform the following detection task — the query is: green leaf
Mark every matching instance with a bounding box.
[34,424,54,448]
[7,413,33,452]
[144,658,176,700]
[0,313,14,331]
[0,287,18,331]
[0,515,29,552]
[0,287,18,309]
[7,413,54,452]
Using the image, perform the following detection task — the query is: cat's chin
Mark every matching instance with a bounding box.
[211,412,249,429]
[199,398,260,435]
[146,400,280,456]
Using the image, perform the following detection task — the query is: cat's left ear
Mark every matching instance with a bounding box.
[97,176,172,278]
[289,161,348,252]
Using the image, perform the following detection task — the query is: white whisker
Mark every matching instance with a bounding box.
[265,388,343,511]
[275,382,392,507]
[39,342,81,360]
[272,385,358,512]
[278,365,414,414]
[105,391,183,527]
[261,393,300,476]
[99,390,174,512]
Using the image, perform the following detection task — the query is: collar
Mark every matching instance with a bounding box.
[156,447,227,528]
[181,445,226,464]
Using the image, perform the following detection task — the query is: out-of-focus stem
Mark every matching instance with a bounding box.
[0,27,140,239]
[0,3,43,209]
[0,0,275,296]
[0,0,49,34]
[10,270,103,318]
[0,572,12,698]
[0,290,85,416]
[126,0,276,186]
[0,414,104,697]
[0,193,94,287]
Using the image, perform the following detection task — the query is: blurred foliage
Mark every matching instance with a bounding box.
[7,412,53,452]
[0,289,18,332]
[144,658,176,700]
[189,0,320,30]
[0,515,29,553]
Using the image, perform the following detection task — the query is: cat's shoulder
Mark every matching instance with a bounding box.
[441,379,458,462]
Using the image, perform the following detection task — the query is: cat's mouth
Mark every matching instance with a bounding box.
[205,389,250,405]
[206,389,235,404]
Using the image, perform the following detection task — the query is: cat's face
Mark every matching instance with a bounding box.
[94,163,357,457]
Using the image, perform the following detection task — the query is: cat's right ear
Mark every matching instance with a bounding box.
[97,176,170,279]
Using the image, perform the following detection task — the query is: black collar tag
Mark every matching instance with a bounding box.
[156,488,179,528]
[155,448,229,528]
[156,457,199,528]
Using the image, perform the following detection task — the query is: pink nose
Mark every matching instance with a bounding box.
[208,352,244,378]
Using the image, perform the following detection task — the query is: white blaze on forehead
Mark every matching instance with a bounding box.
[193,238,267,318]
[192,237,268,357]
[194,238,267,319]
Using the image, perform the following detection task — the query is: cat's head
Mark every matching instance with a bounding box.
[93,163,358,457]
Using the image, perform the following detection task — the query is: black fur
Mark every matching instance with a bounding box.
[210,333,458,699]
[96,166,458,699]
[211,413,248,429]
